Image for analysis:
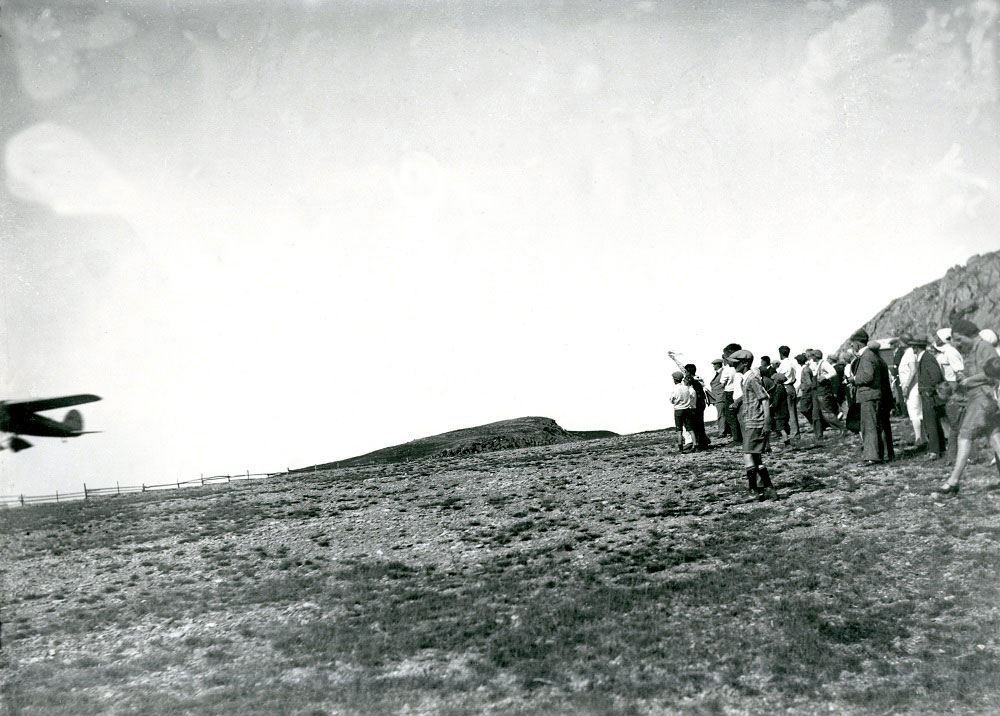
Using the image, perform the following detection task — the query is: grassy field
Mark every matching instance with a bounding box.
[4,420,1000,715]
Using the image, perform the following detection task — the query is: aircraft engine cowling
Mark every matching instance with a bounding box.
[63,409,83,433]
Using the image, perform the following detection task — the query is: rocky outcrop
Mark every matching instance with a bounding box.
[294,417,618,470]
[849,251,1000,343]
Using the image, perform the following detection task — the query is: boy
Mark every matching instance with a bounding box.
[670,371,696,452]
[730,350,778,500]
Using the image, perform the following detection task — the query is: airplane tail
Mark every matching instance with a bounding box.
[63,409,83,433]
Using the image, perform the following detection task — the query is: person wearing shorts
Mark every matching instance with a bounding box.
[729,349,777,501]
[935,319,1000,495]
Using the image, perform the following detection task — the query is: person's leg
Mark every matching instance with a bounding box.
[860,401,880,461]
[810,391,825,438]
[921,394,944,456]
[743,452,759,494]
[724,393,740,443]
[907,386,924,445]
[818,386,846,431]
[942,437,974,489]
[715,402,729,436]
[787,388,800,439]
[695,408,710,448]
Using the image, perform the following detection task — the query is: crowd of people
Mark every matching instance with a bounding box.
[669,317,1000,502]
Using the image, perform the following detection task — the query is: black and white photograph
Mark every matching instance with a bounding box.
[2,0,1000,713]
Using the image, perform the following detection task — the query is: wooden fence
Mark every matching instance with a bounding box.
[0,469,293,509]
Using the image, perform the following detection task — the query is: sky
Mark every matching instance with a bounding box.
[1,0,998,497]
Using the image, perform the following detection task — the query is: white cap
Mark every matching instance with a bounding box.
[937,327,952,343]
[980,329,998,346]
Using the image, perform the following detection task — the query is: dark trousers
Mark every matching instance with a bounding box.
[786,387,800,437]
[723,391,742,442]
[812,384,845,436]
[692,407,710,448]
[713,402,729,436]
[919,391,946,456]
[879,402,895,461]
[859,398,885,461]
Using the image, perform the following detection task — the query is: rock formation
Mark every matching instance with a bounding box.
[849,251,1000,343]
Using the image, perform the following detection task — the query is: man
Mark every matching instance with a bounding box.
[759,355,775,379]
[914,336,946,459]
[670,371,696,452]
[720,343,743,444]
[935,319,1000,495]
[729,349,777,501]
[934,327,966,460]
[708,358,728,437]
[896,333,925,447]
[873,341,897,461]
[684,363,711,450]
[848,329,886,464]
[776,345,801,439]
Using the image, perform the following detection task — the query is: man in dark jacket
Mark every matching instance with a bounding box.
[849,329,886,464]
[915,335,946,458]
[684,363,711,450]
[873,342,896,461]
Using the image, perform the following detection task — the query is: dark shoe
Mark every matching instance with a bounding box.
[931,483,959,496]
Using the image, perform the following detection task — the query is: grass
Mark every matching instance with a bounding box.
[4,421,1000,714]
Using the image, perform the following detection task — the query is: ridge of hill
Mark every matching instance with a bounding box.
[850,250,1000,343]
[293,416,618,471]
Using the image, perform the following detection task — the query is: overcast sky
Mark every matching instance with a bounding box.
[1,0,998,496]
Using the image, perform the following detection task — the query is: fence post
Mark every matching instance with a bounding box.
[116,481,120,495]
[247,469,250,480]
[177,478,180,489]
[201,474,205,487]
[19,494,24,507]
[55,490,59,503]
[83,483,88,500]
[142,483,146,492]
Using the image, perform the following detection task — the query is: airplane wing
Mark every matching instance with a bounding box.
[3,394,102,413]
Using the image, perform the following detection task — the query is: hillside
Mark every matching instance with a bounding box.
[4,421,1000,715]
[293,416,618,470]
[852,250,1000,342]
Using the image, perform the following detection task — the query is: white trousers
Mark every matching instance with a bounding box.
[906,384,923,441]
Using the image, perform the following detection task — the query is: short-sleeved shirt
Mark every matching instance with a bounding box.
[670,383,695,410]
[738,369,769,429]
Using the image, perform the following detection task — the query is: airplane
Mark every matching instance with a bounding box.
[0,394,101,452]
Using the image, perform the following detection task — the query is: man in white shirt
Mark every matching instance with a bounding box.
[934,327,965,457]
[896,333,924,447]
[776,345,801,439]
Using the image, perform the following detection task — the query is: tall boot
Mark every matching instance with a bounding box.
[757,466,778,501]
